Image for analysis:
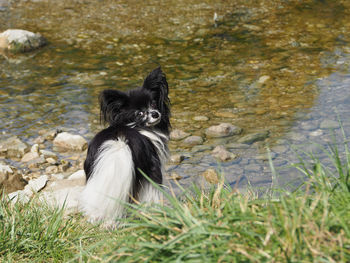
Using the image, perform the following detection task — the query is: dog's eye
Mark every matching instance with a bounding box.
[137,111,144,117]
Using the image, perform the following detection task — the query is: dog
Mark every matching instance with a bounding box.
[80,67,170,225]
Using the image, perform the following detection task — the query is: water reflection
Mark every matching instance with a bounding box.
[0,0,349,153]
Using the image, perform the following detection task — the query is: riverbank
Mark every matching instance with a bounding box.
[1,135,349,262]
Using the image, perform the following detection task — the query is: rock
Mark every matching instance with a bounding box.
[51,173,65,180]
[200,169,219,184]
[21,144,40,162]
[0,136,29,158]
[27,156,46,169]
[170,154,185,164]
[212,146,238,162]
[53,132,87,151]
[8,190,31,203]
[167,172,182,181]
[193,115,209,121]
[205,123,242,138]
[45,165,59,174]
[38,129,59,141]
[0,165,27,194]
[25,175,48,193]
[257,75,270,84]
[68,169,85,181]
[59,160,71,172]
[320,120,339,129]
[40,149,57,159]
[46,157,57,164]
[183,136,204,146]
[237,131,269,144]
[309,129,323,137]
[0,29,47,53]
[170,129,191,141]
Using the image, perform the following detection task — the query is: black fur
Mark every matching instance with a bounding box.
[84,67,170,200]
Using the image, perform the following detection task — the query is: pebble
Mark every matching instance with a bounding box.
[170,154,185,164]
[0,29,47,52]
[212,146,238,162]
[206,123,242,138]
[53,132,88,151]
[170,129,191,141]
[237,131,269,144]
[193,115,209,121]
[320,119,339,129]
[0,136,29,158]
[45,165,59,174]
[67,169,85,180]
[309,129,323,137]
[183,136,204,146]
[200,168,219,184]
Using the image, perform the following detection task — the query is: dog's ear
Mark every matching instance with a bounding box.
[142,66,171,134]
[99,89,128,125]
[142,67,169,110]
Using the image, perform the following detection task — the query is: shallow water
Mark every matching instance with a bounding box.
[1,0,350,189]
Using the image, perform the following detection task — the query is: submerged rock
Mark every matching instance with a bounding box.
[183,136,204,146]
[170,129,191,141]
[205,123,242,138]
[0,29,47,53]
[53,132,87,152]
[0,164,27,194]
[212,145,238,162]
[237,130,270,144]
[0,136,29,158]
[200,168,219,184]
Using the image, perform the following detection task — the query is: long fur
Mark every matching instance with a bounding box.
[79,67,170,225]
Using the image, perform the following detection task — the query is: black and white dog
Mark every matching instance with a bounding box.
[80,67,170,224]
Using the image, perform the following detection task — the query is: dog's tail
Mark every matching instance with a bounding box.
[79,139,134,224]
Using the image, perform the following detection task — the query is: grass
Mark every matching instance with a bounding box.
[0,131,349,262]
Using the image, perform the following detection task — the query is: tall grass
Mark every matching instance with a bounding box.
[0,130,349,262]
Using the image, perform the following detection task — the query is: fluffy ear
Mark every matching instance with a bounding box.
[99,89,128,125]
[142,66,171,134]
[142,67,169,110]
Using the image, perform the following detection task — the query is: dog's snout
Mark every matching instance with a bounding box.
[151,111,160,119]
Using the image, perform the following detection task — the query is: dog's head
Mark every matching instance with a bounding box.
[99,67,171,134]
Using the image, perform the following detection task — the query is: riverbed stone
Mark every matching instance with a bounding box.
[212,146,238,162]
[40,149,57,159]
[170,129,191,141]
[183,136,204,146]
[0,164,27,194]
[205,123,242,138]
[320,119,339,129]
[45,165,59,174]
[193,115,209,121]
[170,154,185,164]
[0,136,29,158]
[0,29,47,53]
[26,175,48,193]
[21,144,40,162]
[237,130,269,144]
[53,132,87,151]
[68,169,85,181]
[200,168,219,184]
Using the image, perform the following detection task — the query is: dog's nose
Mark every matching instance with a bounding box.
[151,111,159,119]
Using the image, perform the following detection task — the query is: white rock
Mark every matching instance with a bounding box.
[0,163,13,175]
[25,175,48,193]
[53,132,87,151]
[68,169,85,180]
[206,123,242,138]
[0,29,47,52]
[21,151,39,162]
[170,129,191,141]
